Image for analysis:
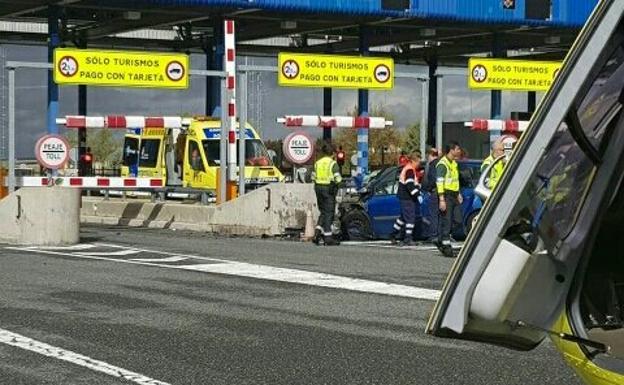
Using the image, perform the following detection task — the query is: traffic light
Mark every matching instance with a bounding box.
[336,147,345,167]
[80,148,93,176]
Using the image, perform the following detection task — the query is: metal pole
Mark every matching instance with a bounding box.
[436,75,444,151]
[219,77,227,201]
[323,87,332,141]
[47,7,60,136]
[356,26,369,189]
[420,79,428,156]
[8,67,15,193]
[427,58,438,147]
[528,91,537,114]
[490,34,504,145]
[238,70,247,195]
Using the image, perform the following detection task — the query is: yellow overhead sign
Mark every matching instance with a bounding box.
[53,48,189,89]
[468,58,562,92]
[278,52,394,90]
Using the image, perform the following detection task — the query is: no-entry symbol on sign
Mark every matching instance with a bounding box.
[35,135,70,169]
[283,131,314,165]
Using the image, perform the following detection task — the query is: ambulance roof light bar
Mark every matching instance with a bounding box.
[277,115,393,129]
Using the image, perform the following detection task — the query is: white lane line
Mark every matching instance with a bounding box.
[17,244,97,251]
[7,246,441,301]
[0,328,171,385]
[79,249,142,256]
[129,256,189,263]
[178,263,441,301]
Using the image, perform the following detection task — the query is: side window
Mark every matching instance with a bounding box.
[577,44,624,151]
[123,137,139,167]
[138,139,160,168]
[202,140,220,166]
[373,169,399,195]
[188,141,204,172]
[502,122,595,255]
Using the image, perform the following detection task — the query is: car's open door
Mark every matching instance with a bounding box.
[427,0,624,351]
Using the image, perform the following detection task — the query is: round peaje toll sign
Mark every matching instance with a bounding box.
[283,131,314,165]
[35,134,70,169]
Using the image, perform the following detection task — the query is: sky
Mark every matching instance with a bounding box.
[1,44,538,159]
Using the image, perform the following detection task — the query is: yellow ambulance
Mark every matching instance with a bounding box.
[120,117,283,190]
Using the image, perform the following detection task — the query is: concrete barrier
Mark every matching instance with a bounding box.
[81,183,320,237]
[0,187,80,245]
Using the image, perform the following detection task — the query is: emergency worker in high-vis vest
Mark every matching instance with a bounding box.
[481,139,505,190]
[436,141,463,258]
[312,142,343,246]
[390,152,423,246]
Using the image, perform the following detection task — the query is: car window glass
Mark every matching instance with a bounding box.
[577,44,624,151]
[138,139,160,168]
[122,137,139,166]
[578,181,624,361]
[501,121,595,255]
[188,141,204,171]
[203,140,220,166]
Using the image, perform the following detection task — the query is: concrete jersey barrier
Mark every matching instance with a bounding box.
[81,183,319,237]
[0,187,80,245]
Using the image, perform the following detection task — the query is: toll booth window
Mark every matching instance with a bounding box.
[138,139,160,168]
[122,137,139,166]
[501,121,595,255]
[188,141,204,171]
[577,43,624,151]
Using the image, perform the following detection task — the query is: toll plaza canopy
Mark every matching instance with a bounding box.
[0,0,600,65]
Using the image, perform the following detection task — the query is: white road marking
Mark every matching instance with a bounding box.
[8,244,442,301]
[178,263,441,300]
[79,249,142,256]
[0,328,171,385]
[129,256,189,263]
[16,244,97,251]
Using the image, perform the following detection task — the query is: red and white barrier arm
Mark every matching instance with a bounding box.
[277,115,393,129]
[465,119,529,133]
[56,115,191,129]
[5,177,164,188]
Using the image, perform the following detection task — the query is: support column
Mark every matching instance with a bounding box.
[490,34,505,144]
[323,88,332,141]
[77,38,87,176]
[47,6,61,136]
[528,91,536,114]
[427,57,438,148]
[206,23,224,116]
[436,75,444,152]
[419,78,428,156]
[356,27,370,189]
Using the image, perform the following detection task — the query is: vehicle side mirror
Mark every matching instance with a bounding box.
[475,155,506,201]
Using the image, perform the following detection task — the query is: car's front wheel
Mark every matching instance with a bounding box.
[341,210,372,241]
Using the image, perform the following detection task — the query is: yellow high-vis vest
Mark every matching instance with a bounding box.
[314,156,339,185]
[436,156,460,194]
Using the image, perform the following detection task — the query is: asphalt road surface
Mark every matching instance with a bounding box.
[0,224,582,385]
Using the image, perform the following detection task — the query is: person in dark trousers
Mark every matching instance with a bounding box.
[312,142,343,246]
[422,148,439,240]
[390,152,423,246]
[436,141,463,257]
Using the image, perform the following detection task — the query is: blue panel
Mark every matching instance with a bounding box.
[142,0,599,27]
[203,128,254,139]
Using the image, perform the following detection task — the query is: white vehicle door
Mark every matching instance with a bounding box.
[427,0,624,351]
